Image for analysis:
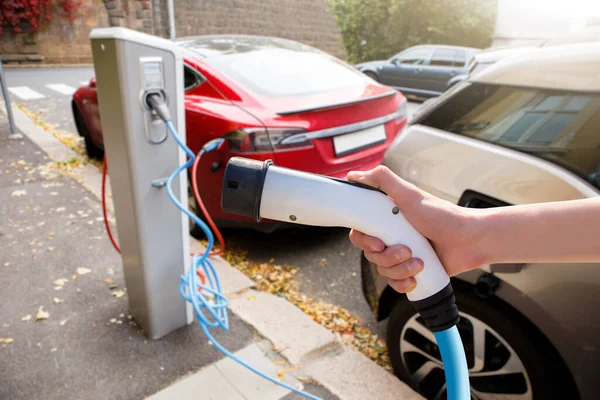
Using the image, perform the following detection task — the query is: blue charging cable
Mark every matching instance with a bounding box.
[435,328,470,399]
[163,121,322,400]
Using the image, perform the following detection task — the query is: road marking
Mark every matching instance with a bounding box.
[8,86,46,100]
[46,83,77,95]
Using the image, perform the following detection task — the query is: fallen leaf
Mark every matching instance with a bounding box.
[76,267,91,275]
[53,297,64,304]
[72,274,78,280]
[318,258,327,267]
[56,207,66,212]
[54,286,63,291]
[59,319,68,326]
[47,247,54,252]
[269,258,275,263]
[109,283,118,290]
[104,278,113,284]
[36,307,50,321]
[47,232,54,237]
[112,290,125,298]
[11,190,27,197]
[0,338,13,344]
[21,314,32,321]
[109,318,117,323]
[247,295,255,300]
[53,278,68,287]
[276,365,299,381]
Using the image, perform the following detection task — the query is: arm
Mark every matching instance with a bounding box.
[347,166,600,294]
[475,197,600,265]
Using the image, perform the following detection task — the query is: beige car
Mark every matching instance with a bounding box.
[361,42,600,400]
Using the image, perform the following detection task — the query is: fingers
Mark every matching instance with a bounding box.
[347,166,423,208]
[376,258,423,280]
[349,229,385,252]
[388,277,417,293]
[348,228,422,294]
[365,245,412,267]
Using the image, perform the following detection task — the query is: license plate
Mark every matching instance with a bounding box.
[332,124,386,157]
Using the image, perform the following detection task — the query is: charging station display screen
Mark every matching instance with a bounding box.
[142,60,164,90]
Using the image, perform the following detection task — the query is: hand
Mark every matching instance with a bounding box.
[347,166,483,294]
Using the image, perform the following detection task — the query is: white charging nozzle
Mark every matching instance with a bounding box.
[221,157,459,332]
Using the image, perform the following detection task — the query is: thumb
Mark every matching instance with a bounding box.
[347,166,423,208]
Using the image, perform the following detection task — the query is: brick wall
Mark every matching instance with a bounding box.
[0,0,344,64]
[170,0,344,58]
[0,0,109,64]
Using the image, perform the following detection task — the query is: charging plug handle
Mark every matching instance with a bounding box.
[146,92,171,122]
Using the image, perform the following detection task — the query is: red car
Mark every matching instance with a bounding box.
[72,35,408,232]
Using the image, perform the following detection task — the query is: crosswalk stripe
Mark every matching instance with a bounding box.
[46,83,77,95]
[7,86,46,100]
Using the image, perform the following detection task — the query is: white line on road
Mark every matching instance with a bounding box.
[8,86,46,100]
[46,83,77,96]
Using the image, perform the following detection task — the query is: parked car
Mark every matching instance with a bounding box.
[468,34,600,79]
[354,45,479,99]
[362,42,600,399]
[72,35,408,233]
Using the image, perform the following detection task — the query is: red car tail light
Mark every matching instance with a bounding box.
[225,127,312,153]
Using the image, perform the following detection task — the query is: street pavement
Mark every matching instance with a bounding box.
[0,117,341,400]
[0,110,422,400]
[3,66,422,334]
[4,66,94,136]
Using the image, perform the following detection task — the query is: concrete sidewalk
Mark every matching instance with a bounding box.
[0,107,422,400]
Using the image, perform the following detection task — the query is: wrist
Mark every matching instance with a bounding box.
[461,207,495,269]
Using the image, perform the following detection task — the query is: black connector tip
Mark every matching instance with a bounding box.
[221,157,272,222]
[411,282,460,332]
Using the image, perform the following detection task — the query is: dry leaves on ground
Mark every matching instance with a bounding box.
[36,307,50,321]
[222,247,391,370]
[0,338,14,344]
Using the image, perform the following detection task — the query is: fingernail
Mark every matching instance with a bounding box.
[408,259,423,273]
[404,279,416,291]
[395,248,410,261]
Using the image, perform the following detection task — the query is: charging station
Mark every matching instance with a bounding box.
[90,28,192,339]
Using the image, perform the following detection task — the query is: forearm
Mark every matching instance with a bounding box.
[474,198,600,265]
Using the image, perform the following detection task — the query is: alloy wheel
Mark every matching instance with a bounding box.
[400,311,532,400]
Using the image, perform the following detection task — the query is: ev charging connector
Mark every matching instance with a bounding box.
[221,158,459,331]
[90,28,192,339]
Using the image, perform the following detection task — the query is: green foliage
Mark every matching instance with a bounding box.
[328,0,497,63]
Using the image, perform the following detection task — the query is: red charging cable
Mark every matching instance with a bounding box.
[101,153,226,284]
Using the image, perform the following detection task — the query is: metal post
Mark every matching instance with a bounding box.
[0,60,23,140]
[167,0,176,40]
[90,27,192,339]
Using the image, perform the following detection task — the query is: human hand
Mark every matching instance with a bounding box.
[347,166,483,294]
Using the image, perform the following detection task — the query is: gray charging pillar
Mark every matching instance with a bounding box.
[90,28,192,339]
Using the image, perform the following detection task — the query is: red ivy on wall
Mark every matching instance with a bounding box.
[0,0,82,35]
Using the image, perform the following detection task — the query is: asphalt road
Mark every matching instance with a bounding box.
[4,66,421,332]
[4,66,94,136]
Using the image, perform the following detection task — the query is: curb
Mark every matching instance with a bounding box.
[0,105,423,400]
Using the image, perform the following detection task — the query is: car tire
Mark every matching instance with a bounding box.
[364,71,379,82]
[386,288,575,400]
[72,102,103,160]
